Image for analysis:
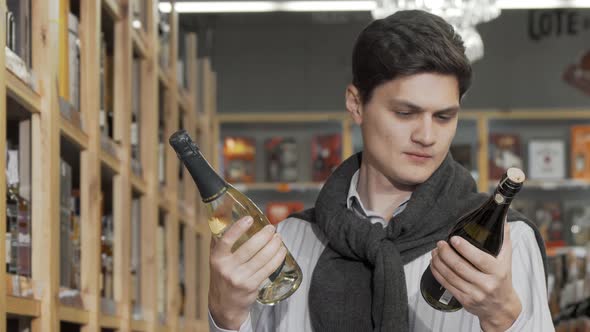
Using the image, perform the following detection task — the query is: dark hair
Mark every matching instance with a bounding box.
[352,10,472,104]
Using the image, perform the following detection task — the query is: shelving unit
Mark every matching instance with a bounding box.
[216,110,590,190]
[214,109,590,228]
[1,0,216,331]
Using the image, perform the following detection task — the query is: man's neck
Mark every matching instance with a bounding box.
[356,156,414,220]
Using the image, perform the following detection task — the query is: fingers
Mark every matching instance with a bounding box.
[233,225,278,265]
[429,258,469,304]
[248,245,288,288]
[450,236,496,273]
[214,216,254,255]
[434,241,483,286]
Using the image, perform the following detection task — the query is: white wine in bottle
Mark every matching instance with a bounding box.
[169,130,303,305]
[420,167,526,312]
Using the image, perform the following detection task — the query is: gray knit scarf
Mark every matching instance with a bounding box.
[291,152,547,332]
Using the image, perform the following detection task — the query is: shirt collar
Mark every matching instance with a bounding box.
[347,169,411,221]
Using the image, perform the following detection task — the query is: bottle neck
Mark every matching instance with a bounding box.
[181,148,228,203]
[492,188,515,206]
[170,130,228,202]
[495,176,523,204]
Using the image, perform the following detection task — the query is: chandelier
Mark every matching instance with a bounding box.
[371,0,502,62]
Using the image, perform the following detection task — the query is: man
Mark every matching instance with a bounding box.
[208,10,554,332]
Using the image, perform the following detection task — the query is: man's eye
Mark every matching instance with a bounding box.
[395,111,412,117]
[436,113,454,121]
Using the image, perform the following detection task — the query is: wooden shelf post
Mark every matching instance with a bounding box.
[0,0,7,326]
[79,0,103,331]
[30,1,62,331]
[113,1,134,331]
[141,1,161,332]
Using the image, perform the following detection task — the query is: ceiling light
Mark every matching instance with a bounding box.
[159,0,590,13]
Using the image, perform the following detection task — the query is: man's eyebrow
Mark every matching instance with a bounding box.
[434,106,460,114]
[388,99,423,111]
[389,99,460,113]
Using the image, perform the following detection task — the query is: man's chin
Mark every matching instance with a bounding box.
[398,170,434,186]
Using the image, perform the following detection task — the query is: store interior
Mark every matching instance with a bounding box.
[2,0,590,331]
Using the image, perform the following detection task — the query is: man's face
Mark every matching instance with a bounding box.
[347,73,460,186]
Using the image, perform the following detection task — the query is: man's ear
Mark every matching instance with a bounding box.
[345,84,363,125]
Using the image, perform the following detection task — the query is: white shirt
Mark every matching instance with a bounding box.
[210,170,555,331]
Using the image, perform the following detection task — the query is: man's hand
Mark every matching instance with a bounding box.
[430,222,522,332]
[208,216,287,330]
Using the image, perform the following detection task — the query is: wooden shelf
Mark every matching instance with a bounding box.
[179,89,191,112]
[216,112,349,123]
[232,181,324,192]
[197,113,211,133]
[6,296,41,317]
[6,69,41,114]
[546,245,587,257]
[132,29,149,59]
[131,173,148,195]
[489,178,590,191]
[131,319,148,331]
[195,222,209,236]
[178,204,194,224]
[195,320,209,331]
[526,179,590,190]
[100,313,121,329]
[100,149,122,174]
[60,116,89,150]
[158,192,173,212]
[482,109,590,120]
[102,0,121,20]
[159,67,171,89]
[58,305,90,324]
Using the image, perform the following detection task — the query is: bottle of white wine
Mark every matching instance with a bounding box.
[169,130,303,305]
[420,167,525,312]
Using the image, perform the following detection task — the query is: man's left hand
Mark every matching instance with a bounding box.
[430,222,522,332]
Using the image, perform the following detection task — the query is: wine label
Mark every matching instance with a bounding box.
[158,143,165,182]
[5,233,11,263]
[100,109,106,128]
[131,122,139,146]
[439,289,454,305]
[7,150,19,185]
[494,193,505,204]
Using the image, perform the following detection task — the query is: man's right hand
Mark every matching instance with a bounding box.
[208,216,287,330]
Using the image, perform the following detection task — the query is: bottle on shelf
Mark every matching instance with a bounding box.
[99,32,108,137]
[5,148,31,278]
[156,220,167,323]
[131,112,140,158]
[70,190,81,290]
[6,149,19,276]
[158,125,165,187]
[100,215,114,299]
[420,167,525,312]
[59,159,73,288]
[169,130,303,305]
[131,58,141,175]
